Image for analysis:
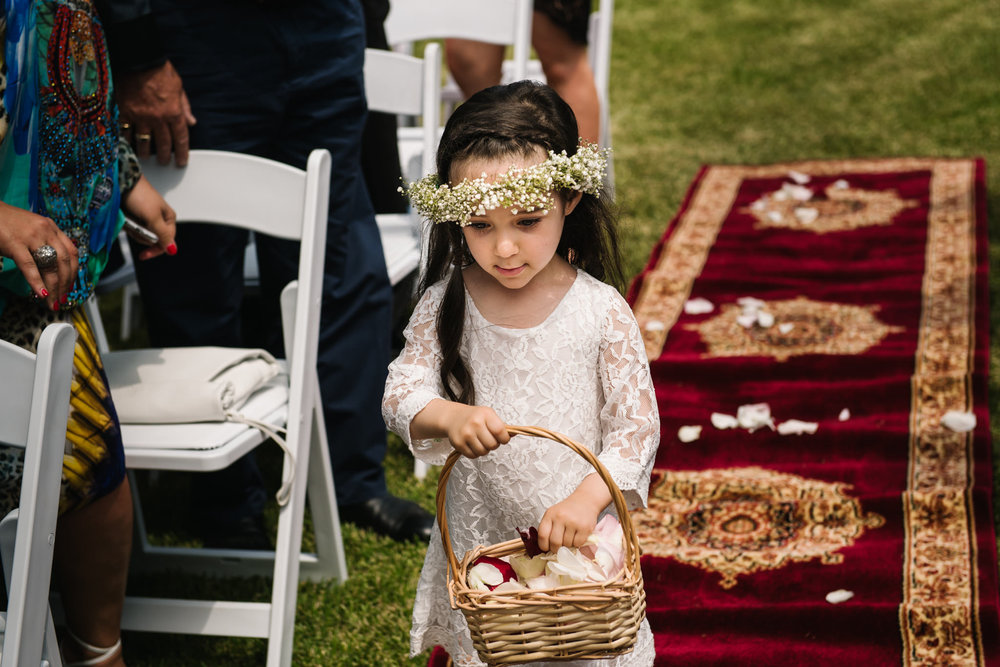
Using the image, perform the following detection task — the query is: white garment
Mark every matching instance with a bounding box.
[383,270,660,667]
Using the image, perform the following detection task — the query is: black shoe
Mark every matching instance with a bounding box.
[199,514,272,550]
[339,494,435,542]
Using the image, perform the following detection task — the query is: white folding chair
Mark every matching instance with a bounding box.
[0,322,76,667]
[83,149,345,667]
[89,232,141,343]
[364,42,442,287]
[385,0,533,117]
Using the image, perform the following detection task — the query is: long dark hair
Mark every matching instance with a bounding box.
[419,81,623,405]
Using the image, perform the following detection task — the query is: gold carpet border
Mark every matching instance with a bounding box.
[901,158,982,665]
[631,158,984,663]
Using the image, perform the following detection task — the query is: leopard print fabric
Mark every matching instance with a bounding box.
[118,137,142,193]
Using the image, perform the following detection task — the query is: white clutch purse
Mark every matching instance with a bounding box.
[103,346,283,424]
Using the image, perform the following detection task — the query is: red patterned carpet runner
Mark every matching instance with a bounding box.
[626,158,998,665]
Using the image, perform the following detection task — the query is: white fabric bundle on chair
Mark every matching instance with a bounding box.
[104,347,282,424]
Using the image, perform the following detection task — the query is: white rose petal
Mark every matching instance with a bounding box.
[777,419,819,435]
[526,574,560,590]
[645,319,666,332]
[832,179,849,189]
[781,183,813,201]
[773,190,789,202]
[492,580,527,593]
[737,403,774,432]
[468,562,504,591]
[778,323,795,334]
[757,311,775,328]
[826,589,854,604]
[684,297,715,315]
[839,408,851,422]
[711,413,739,430]
[737,297,766,311]
[751,199,766,211]
[510,554,547,581]
[794,207,819,224]
[678,425,702,443]
[941,410,977,433]
[767,210,783,222]
[788,170,811,184]
[737,313,758,329]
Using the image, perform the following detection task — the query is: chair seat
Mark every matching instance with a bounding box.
[121,379,289,471]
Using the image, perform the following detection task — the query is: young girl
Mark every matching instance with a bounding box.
[383,81,658,666]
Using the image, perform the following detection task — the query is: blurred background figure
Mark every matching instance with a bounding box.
[108,0,434,546]
[445,0,600,144]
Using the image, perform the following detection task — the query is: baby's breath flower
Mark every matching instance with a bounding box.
[402,143,609,226]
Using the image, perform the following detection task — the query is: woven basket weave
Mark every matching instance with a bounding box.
[436,425,646,665]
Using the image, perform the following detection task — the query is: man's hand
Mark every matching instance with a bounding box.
[117,60,196,166]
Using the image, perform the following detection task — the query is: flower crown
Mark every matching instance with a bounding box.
[401,143,609,226]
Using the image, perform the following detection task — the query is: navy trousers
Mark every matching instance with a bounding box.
[133,0,391,516]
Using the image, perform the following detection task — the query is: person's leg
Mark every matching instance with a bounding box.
[531,10,600,144]
[133,1,291,547]
[53,477,132,667]
[268,1,390,506]
[262,0,432,541]
[444,39,505,99]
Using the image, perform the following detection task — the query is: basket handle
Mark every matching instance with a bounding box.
[435,424,642,581]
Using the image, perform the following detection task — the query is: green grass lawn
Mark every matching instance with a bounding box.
[114,0,997,664]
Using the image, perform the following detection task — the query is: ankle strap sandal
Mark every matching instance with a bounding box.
[63,627,122,667]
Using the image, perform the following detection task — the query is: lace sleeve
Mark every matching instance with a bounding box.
[597,290,660,510]
[382,285,454,464]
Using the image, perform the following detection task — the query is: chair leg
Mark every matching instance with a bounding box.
[303,388,347,583]
[43,605,63,667]
[264,391,316,666]
[120,283,140,342]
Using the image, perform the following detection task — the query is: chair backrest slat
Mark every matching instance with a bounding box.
[140,151,310,240]
[384,0,532,81]
[0,322,76,667]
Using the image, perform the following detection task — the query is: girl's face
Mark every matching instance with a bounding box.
[452,151,581,291]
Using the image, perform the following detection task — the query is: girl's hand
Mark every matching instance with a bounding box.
[0,201,79,310]
[444,404,509,458]
[537,473,613,551]
[410,399,510,459]
[120,175,178,260]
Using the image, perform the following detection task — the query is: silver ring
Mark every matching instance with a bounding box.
[31,244,58,271]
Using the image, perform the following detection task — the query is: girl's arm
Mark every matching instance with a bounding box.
[594,290,660,510]
[411,399,509,459]
[537,289,660,551]
[383,284,510,463]
[536,473,611,551]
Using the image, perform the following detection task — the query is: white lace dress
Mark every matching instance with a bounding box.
[383,269,659,667]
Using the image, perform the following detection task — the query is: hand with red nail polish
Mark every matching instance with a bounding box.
[0,200,79,309]
[120,175,178,260]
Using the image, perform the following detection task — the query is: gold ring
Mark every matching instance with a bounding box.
[135,133,152,142]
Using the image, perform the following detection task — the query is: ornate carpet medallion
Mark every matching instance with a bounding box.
[743,183,920,234]
[686,296,904,361]
[634,467,885,589]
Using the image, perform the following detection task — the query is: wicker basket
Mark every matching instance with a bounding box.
[436,425,646,665]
